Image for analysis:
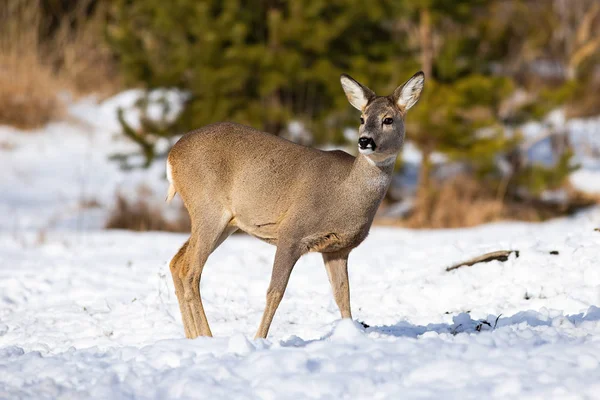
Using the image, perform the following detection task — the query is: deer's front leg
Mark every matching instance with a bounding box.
[322,251,352,319]
[255,245,300,339]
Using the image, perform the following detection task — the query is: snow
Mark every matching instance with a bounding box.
[70,88,188,133]
[1,213,600,398]
[571,167,600,195]
[517,109,600,194]
[0,92,178,232]
[2,94,600,398]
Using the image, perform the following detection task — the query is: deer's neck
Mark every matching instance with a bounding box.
[344,153,395,216]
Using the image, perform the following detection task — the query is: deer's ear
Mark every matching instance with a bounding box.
[340,74,375,111]
[393,71,425,112]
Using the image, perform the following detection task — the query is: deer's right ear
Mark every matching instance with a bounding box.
[340,74,375,111]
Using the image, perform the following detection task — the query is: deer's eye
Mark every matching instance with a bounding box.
[360,117,365,124]
[383,118,393,125]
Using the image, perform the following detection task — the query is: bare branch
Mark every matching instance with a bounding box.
[446,250,519,272]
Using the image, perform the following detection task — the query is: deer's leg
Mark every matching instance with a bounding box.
[255,246,300,339]
[181,210,233,338]
[322,251,352,319]
[169,239,196,338]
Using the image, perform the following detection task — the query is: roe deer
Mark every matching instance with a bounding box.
[166,71,424,339]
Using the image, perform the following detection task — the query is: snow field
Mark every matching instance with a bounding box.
[1,209,600,398]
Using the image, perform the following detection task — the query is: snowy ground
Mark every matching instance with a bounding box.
[1,211,600,399]
[2,94,600,398]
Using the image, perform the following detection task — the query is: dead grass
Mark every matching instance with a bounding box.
[105,190,191,233]
[377,175,597,229]
[0,0,119,129]
[0,2,62,128]
[565,83,600,119]
[0,55,64,129]
[401,176,505,228]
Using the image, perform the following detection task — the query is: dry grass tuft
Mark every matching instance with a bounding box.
[0,54,64,129]
[403,176,504,228]
[1,2,61,128]
[105,190,190,233]
[378,175,596,229]
[0,0,118,129]
[565,83,600,119]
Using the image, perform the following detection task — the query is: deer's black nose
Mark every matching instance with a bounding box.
[358,137,376,150]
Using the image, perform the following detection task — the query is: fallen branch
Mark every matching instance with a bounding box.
[446,249,560,272]
[493,314,502,329]
[446,250,519,272]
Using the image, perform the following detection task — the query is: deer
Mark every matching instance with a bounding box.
[166,71,424,339]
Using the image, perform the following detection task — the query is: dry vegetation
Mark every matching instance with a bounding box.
[377,176,596,229]
[402,176,505,228]
[105,188,190,233]
[565,86,600,119]
[0,0,118,129]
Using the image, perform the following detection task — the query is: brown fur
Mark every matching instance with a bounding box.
[166,71,424,339]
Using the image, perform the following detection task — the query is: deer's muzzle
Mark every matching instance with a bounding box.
[358,137,376,151]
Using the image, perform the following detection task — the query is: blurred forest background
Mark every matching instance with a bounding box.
[2,0,600,229]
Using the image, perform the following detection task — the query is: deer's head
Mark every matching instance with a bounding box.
[341,72,424,165]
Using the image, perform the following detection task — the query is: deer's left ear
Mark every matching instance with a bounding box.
[393,71,425,112]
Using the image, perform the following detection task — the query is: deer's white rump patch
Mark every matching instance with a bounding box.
[166,159,174,183]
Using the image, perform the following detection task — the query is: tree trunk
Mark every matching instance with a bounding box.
[264,7,283,135]
[412,7,435,226]
[413,146,434,226]
[418,147,432,197]
[419,7,433,78]
[264,90,283,135]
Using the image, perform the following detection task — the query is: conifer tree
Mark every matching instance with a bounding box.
[106,0,401,162]
[106,0,581,213]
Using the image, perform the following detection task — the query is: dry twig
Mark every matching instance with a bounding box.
[446,250,520,272]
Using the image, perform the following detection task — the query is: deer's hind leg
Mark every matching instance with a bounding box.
[170,239,196,338]
[180,209,234,338]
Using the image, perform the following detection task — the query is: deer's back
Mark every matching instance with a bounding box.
[168,122,356,242]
